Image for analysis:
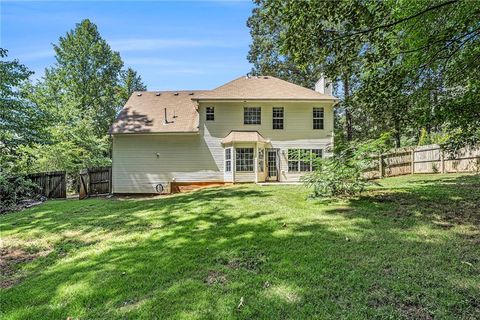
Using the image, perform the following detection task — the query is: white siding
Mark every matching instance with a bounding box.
[199,101,334,182]
[112,134,222,193]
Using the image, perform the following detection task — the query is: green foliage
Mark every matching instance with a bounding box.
[0,49,48,174]
[302,134,391,198]
[46,19,124,136]
[302,155,369,198]
[4,19,146,176]
[0,174,39,211]
[248,0,480,148]
[119,67,147,105]
[247,4,320,87]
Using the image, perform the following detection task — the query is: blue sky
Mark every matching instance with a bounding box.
[1,1,254,90]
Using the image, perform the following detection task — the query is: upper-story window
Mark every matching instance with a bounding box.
[313,107,324,129]
[206,107,215,121]
[272,107,284,130]
[244,107,261,125]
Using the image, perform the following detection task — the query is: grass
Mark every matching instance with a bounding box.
[0,174,479,319]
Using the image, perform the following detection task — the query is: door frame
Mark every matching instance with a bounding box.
[266,148,279,182]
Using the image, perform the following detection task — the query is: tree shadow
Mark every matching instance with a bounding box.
[325,174,480,228]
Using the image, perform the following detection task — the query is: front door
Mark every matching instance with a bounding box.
[267,149,279,181]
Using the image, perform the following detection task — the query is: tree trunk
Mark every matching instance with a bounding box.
[394,121,401,148]
[343,75,353,141]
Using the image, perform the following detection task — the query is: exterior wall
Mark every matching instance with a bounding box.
[112,100,335,193]
[112,134,223,193]
[199,101,334,182]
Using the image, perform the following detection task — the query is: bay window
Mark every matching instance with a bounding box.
[235,148,254,172]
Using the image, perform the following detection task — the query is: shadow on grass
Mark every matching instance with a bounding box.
[0,177,479,319]
[326,174,480,227]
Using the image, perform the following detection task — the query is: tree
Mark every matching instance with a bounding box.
[119,67,147,104]
[47,19,124,137]
[247,4,320,88]
[20,19,145,175]
[0,49,38,149]
[0,49,48,172]
[248,0,480,148]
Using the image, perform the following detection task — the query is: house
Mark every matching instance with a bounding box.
[110,75,338,193]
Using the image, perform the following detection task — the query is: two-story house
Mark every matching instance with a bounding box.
[110,75,337,193]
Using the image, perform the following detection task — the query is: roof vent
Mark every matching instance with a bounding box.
[155,92,161,96]
[174,92,179,96]
[137,93,142,96]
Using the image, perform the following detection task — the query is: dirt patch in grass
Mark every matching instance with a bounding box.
[398,301,433,320]
[227,253,266,273]
[0,247,49,289]
[205,270,228,286]
[368,285,433,320]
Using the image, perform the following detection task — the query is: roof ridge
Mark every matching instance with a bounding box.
[209,75,246,90]
[134,89,211,93]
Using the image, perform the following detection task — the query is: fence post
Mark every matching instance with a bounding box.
[440,148,445,174]
[411,148,415,175]
[379,154,384,178]
[108,167,112,193]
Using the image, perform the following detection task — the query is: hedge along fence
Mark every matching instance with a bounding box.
[365,144,480,179]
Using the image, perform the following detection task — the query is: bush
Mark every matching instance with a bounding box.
[302,134,391,198]
[301,151,370,198]
[0,174,40,212]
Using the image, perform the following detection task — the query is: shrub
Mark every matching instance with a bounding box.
[0,174,40,212]
[302,134,391,198]
[302,151,370,198]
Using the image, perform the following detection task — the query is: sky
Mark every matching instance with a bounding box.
[1,0,255,90]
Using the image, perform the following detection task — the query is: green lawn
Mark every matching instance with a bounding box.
[1,174,479,319]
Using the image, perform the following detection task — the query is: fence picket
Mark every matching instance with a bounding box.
[368,144,480,178]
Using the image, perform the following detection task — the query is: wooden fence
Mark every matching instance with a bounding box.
[79,167,112,199]
[366,144,480,179]
[27,171,67,199]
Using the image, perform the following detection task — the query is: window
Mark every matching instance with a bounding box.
[206,107,215,121]
[312,149,323,170]
[258,149,264,172]
[225,148,232,172]
[236,148,254,172]
[288,149,299,172]
[244,107,261,125]
[287,148,323,172]
[272,107,284,129]
[299,149,311,171]
[313,107,324,129]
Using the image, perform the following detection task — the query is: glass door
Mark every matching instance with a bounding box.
[267,149,278,181]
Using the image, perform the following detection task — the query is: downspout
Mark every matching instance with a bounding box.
[232,142,235,184]
[255,144,258,184]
